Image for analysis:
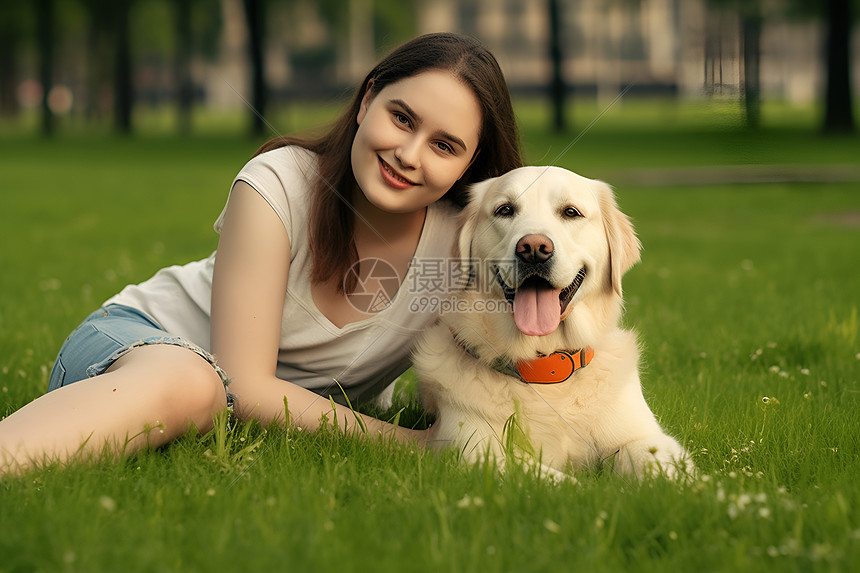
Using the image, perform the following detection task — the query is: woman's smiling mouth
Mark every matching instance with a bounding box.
[378,156,417,189]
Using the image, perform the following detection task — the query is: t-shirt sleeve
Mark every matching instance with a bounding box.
[213,146,316,243]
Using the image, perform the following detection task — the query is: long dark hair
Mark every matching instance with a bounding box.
[254,33,523,292]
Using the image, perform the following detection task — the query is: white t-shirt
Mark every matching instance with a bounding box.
[106,146,460,403]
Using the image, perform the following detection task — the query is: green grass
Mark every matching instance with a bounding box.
[1,99,859,571]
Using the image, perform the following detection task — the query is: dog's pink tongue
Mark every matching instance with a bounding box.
[513,283,562,336]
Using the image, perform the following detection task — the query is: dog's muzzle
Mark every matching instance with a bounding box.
[494,265,587,336]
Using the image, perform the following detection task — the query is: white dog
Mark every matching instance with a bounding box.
[414,166,693,480]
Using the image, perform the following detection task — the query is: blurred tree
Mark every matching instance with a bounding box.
[80,0,112,122]
[548,0,566,132]
[114,0,133,134]
[81,0,134,133]
[36,0,56,136]
[705,0,761,127]
[174,0,194,134]
[710,0,855,133]
[243,0,267,136]
[372,0,417,51]
[0,4,32,117]
[740,3,762,128]
[822,0,855,133]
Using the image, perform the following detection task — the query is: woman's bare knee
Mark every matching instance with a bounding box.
[108,345,227,435]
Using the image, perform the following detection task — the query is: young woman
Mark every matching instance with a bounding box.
[0,33,523,472]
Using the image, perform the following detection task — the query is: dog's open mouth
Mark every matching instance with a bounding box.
[495,267,587,336]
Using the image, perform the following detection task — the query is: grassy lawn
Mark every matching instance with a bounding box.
[1,99,858,571]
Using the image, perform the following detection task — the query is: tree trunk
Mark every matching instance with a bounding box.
[114,0,133,134]
[741,11,762,128]
[548,0,567,132]
[823,0,855,133]
[174,0,194,135]
[243,0,267,137]
[0,6,20,117]
[37,0,55,136]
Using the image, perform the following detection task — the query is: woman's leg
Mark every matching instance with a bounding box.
[0,344,227,473]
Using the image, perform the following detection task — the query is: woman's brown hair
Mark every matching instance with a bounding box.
[254,33,523,292]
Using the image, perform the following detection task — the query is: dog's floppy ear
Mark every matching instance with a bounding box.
[452,178,491,289]
[597,181,641,296]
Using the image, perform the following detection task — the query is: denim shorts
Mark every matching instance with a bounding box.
[49,304,231,399]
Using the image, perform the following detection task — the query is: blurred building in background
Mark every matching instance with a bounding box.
[197,0,844,108]
[2,0,855,129]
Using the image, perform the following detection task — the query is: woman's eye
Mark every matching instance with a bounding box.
[563,206,582,219]
[393,113,410,126]
[435,141,454,154]
[494,203,515,217]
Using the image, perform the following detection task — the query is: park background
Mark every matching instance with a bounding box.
[1,1,859,572]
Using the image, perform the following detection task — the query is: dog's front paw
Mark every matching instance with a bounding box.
[529,461,577,485]
[615,435,695,480]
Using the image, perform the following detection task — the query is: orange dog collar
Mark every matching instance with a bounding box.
[450,328,594,384]
[515,348,594,384]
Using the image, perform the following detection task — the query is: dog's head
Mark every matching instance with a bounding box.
[456,166,640,339]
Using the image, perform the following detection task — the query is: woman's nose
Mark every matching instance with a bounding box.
[394,138,421,169]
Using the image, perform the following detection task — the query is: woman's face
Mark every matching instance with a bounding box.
[351,70,482,214]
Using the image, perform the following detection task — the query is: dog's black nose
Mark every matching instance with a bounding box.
[516,234,554,264]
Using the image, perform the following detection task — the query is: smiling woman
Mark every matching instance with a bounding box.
[351,69,482,215]
[0,33,524,474]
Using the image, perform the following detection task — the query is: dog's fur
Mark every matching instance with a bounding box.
[414,166,693,480]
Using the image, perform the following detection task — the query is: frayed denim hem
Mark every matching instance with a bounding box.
[85,336,235,408]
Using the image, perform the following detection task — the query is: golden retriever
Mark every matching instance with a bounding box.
[414,166,694,480]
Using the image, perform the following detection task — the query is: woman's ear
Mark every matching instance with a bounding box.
[357,80,375,125]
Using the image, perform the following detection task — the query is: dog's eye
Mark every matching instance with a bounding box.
[563,206,582,219]
[494,203,515,217]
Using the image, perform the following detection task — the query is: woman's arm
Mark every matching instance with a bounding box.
[210,182,424,444]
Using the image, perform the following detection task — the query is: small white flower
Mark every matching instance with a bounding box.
[727,505,739,519]
[99,496,117,512]
[544,519,560,533]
